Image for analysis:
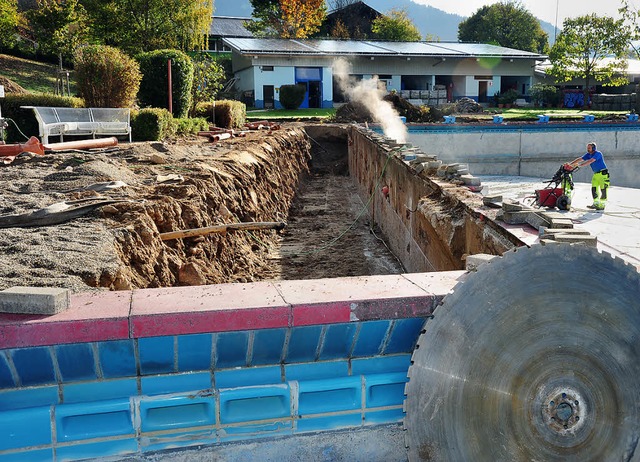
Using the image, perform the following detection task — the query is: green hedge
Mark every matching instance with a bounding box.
[279,84,306,110]
[130,108,208,141]
[136,49,194,118]
[1,93,84,143]
[193,100,246,129]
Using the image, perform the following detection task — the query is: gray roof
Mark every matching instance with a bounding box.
[210,16,253,38]
[223,38,546,59]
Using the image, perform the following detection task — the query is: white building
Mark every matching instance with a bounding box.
[223,38,547,109]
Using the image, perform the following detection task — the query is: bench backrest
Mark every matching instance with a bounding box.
[91,108,130,123]
[31,107,60,125]
[54,107,93,123]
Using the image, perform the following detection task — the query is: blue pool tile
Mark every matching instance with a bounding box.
[0,406,52,450]
[384,318,425,354]
[55,438,138,461]
[215,332,249,369]
[10,347,56,386]
[296,413,362,433]
[364,408,404,424]
[351,354,412,375]
[286,326,322,363]
[55,343,97,382]
[220,421,292,441]
[0,385,58,410]
[140,429,216,453]
[285,360,349,381]
[0,352,15,389]
[365,373,408,408]
[141,372,211,396]
[252,328,286,366]
[98,339,136,378]
[219,385,291,424]
[0,448,53,461]
[139,394,216,433]
[63,378,138,404]
[298,376,362,415]
[319,324,357,360]
[177,333,213,372]
[55,398,134,442]
[139,336,175,375]
[216,365,282,389]
[352,321,391,357]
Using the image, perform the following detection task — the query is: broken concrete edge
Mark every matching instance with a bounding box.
[464,254,498,271]
[0,286,70,315]
[0,271,467,349]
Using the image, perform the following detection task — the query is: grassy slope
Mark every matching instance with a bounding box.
[0,54,77,94]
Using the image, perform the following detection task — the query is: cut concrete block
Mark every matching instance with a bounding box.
[526,212,552,230]
[460,175,481,186]
[501,210,531,224]
[550,218,574,229]
[502,199,525,212]
[465,254,497,271]
[552,234,598,247]
[413,162,427,174]
[428,160,442,169]
[539,227,590,237]
[0,286,70,315]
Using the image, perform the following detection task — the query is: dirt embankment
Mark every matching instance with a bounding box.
[0,127,311,292]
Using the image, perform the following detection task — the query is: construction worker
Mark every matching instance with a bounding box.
[567,142,609,210]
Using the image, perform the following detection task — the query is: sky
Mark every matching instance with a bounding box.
[412,0,633,27]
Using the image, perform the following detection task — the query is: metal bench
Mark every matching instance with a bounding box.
[21,106,131,144]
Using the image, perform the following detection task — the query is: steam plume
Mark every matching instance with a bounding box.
[333,58,407,143]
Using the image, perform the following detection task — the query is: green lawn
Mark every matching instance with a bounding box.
[246,108,336,120]
[0,54,76,94]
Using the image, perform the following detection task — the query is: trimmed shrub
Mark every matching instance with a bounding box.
[279,84,306,109]
[136,49,194,118]
[1,93,84,142]
[131,108,174,141]
[174,117,208,136]
[194,100,246,129]
[74,45,141,108]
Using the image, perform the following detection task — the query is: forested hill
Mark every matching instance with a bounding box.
[213,0,556,44]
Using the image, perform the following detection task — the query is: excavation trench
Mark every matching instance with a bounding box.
[0,123,520,293]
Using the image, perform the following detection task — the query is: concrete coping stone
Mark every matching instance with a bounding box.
[0,286,70,315]
[465,254,497,271]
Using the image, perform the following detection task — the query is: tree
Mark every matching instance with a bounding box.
[79,0,213,54]
[371,8,421,41]
[0,0,19,50]
[549,14,631,106]
[329,19,350,39]
[26,0,89,62]
[619,0,640,59]
[190,53,226,112]
[458,1,548,54]
[247,0,326,38]
[74,45,142,107]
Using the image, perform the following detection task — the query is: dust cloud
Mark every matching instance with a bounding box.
[332,58,407,143]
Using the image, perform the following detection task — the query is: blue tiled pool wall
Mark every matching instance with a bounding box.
[0,318,425,461]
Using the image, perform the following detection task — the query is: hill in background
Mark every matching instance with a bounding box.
[214,0,557,44]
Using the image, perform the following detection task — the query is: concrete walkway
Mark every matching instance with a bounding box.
[479,175,640,270]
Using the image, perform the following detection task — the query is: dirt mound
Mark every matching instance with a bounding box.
[334,93,433,123]
[0,127,311,292]
[0,76,28,94]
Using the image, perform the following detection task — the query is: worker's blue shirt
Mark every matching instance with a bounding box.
[582,150,607,172]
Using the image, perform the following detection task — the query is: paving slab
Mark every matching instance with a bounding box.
[480,175,640,270]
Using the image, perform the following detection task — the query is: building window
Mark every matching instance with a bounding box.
[261,66,274,71]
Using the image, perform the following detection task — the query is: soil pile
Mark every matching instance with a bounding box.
[0,127,311,292]
[0,76,28,94]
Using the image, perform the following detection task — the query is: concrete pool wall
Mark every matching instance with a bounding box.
[405,122,640,188]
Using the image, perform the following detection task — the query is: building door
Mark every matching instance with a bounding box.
[263,85,274,109]
[478,81,488,103]
[308,81,321,108]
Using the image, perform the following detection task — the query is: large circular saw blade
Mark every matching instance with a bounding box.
[405,244,640,461]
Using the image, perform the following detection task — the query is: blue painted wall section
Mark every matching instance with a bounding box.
[0,318,426,460]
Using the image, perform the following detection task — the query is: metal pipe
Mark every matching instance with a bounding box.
[44,137,118,151]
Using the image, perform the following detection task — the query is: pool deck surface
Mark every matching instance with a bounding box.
[479,175,640,270]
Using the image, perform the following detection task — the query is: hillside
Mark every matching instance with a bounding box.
[0,54,76,94]
[214,0,557,44]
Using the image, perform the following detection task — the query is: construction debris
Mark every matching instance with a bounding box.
[160,221,287,241]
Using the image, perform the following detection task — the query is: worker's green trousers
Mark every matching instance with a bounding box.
[591,170,610,210]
